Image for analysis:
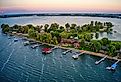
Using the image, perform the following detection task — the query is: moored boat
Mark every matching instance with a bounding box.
[14,38,18,42]
[42,48,52,54]
[23,41,30,46]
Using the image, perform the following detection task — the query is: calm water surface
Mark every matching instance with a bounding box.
[0,16,121,40]
[0,16,121,82]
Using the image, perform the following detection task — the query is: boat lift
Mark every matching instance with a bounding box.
[95,55,107,65]
[106,60,120,70]
[31,44,39,49]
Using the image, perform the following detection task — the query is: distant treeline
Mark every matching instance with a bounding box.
[0,13,121,19]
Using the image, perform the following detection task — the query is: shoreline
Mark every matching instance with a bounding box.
[0,13,121,19]
[8,32,121,61]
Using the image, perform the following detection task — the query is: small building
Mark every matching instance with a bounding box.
[61,38,80,48]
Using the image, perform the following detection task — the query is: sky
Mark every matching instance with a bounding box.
[0,0,121,14]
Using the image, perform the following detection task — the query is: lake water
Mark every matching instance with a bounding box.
[0,16,121,41]
[0,16,121,82]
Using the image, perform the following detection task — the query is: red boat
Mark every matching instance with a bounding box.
[42,48,52,54]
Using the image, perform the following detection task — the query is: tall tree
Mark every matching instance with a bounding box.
[1,24,9,33]
[95,32,99,39]
[44,24,49,32]
[65,23,70,32]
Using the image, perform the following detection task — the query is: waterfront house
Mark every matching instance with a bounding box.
[61,38,80,48]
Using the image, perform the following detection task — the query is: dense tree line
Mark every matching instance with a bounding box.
[1,21,119,57]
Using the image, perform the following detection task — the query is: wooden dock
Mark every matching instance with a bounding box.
[72,52,85,59]
[62,50,72,55]
[95,55,107,65]
[106,60,120,70]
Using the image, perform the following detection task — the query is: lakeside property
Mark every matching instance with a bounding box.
[1,21,121,60]
[0,21,121,82]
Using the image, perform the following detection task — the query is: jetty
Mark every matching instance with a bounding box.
[63,50,72,55]
[106,60,120,70]
[7,32,121,61]
[95,55,107,65]
[31,44,39,49]
[51,46,58,50]
[72,52,85,59]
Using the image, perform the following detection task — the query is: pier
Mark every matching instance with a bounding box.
[51,46,58,50]
[95,55,107,65]
[63,50,72,55]
[72,52,85,59]
[106,60,120,70]
[31,44,39,49]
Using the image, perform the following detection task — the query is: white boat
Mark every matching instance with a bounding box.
[106,67,111,70]
[72,55,79,59]
[14,38,18,42]
[23,41,29,46]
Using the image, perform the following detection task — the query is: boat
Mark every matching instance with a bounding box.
[14,38,18,42]
[106,63,117,71]
[72,55,79,59]
[23,41,30,46]
[42,48,52,54]
[106,60,120,71]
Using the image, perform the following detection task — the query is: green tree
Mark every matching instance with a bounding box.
[108,45,116,56]
[27,24,34,29]
[1,24,9,33]
[44,24,49,32]
[65,23,70,32]
[90,41,101,52]
[101,38,111,46]
[111,42,121,50]
[23,26,29,33]
[35,25,43,33]
[13,24,19,29]
[84,34,92,42]
[28,28,36,38]
[95,32,99,39]
[79,38,85,47]
[48,23,59,32]
[46,33,52,43]
[52,36,58,45]
[60,32,69,39]
[70,24,77,29]
[90,21,94,26]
